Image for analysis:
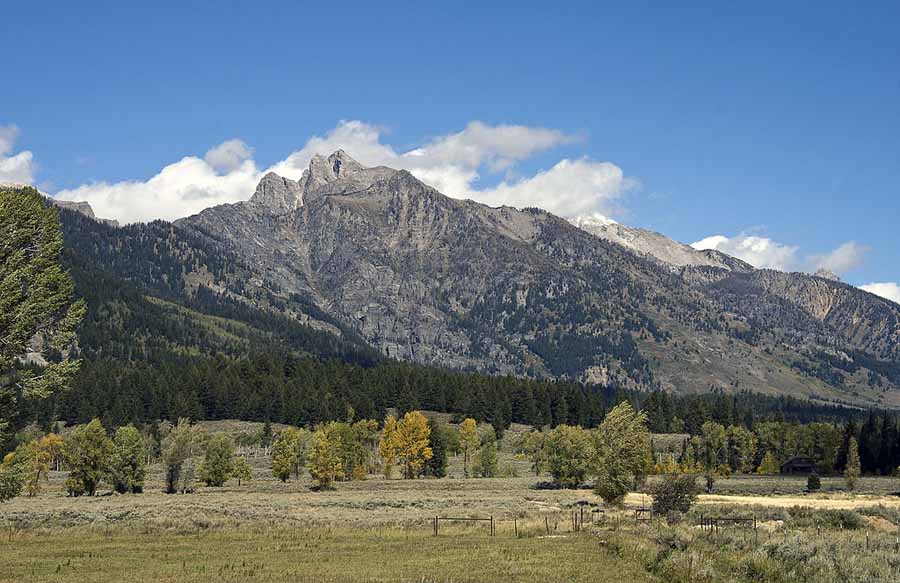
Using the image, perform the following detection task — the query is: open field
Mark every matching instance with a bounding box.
[6,425,900,582]
[0,526,652,583]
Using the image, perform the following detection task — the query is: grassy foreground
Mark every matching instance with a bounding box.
[0,526,648,583]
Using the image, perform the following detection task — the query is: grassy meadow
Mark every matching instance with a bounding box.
[5,420,900,582]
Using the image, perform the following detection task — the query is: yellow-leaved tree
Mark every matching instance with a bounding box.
[379,415,399,479]
[458,418,479,478]
[308,423,344,490]
[380,412,433,479]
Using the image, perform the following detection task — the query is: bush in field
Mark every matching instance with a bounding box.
[807,474,821,492]
[543,425,594,488]
[64,418,112,496]
[593,403,650,505]
[650,473,700,515]
[107,424,147,494]
[199,433,235,487]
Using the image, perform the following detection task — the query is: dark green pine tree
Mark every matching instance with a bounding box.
[0,186,85,444]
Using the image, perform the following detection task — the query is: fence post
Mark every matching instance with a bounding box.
[545,516,550,535]
[490,516,494,537]
[514,518,518,538]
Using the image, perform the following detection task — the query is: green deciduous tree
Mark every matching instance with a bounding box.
[232,456,252,486]
[592,402,650,505]
[756,451,780,475]
[107,424,147,494]
[543,425,594,488]
[161,418,202,494]
[271,427,307,482]
[473,440,498,478]
[199,433,235,487]
[64,418,112,496]
[0,186,85,443]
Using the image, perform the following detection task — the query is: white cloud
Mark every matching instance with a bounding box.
[204,139,253,173]
[809,241,870,275]
[860,282,900,304]
[55,145,261,224]
[692,234,801,271]
[472,158,634,217]
[0,124,37,185]
[691,234,868,275]
[59,120,628,224]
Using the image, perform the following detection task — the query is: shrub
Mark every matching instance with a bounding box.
[806,474,821,492]
[650,473,700,515]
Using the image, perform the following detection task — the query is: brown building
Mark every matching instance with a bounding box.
[780,456,817,475]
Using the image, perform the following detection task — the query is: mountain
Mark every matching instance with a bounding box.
[141,150,900,409]
[568,214,753,272]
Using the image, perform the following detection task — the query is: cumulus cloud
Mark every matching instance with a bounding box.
[204,139,253,173]
[58,120,629,224]
[0,124,37,184]
[860,282,900,304]
[691,233,868,275]
[55,146,261,224]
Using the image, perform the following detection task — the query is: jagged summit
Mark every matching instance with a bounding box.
[250,151,397,211]
[250,172,303,211]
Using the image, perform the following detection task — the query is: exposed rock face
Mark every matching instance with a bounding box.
[814,268,842,282]
[569,215,752,272]
[177,151,900,407]
[51,199,119,228]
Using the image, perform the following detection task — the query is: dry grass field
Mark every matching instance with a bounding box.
[5,420,900,582]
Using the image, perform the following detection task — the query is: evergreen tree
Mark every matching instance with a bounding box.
[0,186,85,443]
[845,437,861,491]
[424,418,448,478]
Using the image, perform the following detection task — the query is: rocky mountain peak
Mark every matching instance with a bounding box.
[50,198,120,228]
[250,172,303,212]
[814,268,842,282]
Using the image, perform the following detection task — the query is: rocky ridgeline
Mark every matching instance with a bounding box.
[165,151,900,406]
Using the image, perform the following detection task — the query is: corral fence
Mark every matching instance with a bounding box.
[433,516,497,537]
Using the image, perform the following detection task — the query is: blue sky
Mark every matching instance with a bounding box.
[2,1,898,295]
